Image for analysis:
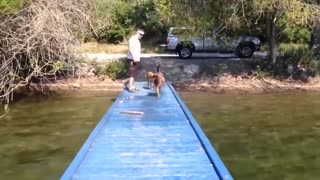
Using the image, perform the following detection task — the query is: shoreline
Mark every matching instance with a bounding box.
[22,75,320,97]
[58,51,320,95]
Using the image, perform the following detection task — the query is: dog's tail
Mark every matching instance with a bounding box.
[156,64,161,73]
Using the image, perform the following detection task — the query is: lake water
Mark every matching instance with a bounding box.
[0,91,320,179]
[182,92,320,180]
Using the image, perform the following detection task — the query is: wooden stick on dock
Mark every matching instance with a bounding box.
[120,110,144,115]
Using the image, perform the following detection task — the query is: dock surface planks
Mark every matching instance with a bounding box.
[61,82,233,180]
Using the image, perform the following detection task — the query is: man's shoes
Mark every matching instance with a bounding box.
[128,88,139,93]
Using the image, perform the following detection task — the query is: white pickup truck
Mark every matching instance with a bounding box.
[161,27,261,59]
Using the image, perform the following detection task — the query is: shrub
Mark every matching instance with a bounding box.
[280,26,311,44]
[272,45,320,80]
[0,0,23,13]
[295,28,311,44]
[104,59,128,80]
[278,43,308,53]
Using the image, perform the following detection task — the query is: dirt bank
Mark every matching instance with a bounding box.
[24,74,320,97]
[173,75,320,94]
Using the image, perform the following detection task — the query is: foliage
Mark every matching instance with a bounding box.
[103,59,128,80]
[270,45,320,79]
[2,0,320,107]
[281,26,311,43]
[154,0,320,63]
[88,0,319,46]
[278,43,309,53]
[0,0,23,13]
[89,0,133,44]
[130,0,167,43]
[247,0,319,62]
[88,0,166,44]
[254,65,270,80]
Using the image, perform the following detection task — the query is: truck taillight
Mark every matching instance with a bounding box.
[166,38,169,44]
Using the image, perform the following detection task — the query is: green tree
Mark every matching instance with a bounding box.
[155,0,320,63]
[88,0,166,44]
[130,0,165,42]
[89,0,133,44]
[250,0,319,63]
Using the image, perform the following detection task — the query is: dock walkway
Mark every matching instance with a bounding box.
[61,82,233,180]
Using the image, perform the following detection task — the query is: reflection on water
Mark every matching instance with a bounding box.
[0,91,320,180]
[181,92,320,180]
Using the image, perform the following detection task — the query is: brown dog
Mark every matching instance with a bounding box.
[153,65,165,97]
[145,71,155,88]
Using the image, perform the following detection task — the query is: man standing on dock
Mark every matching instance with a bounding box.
[127,29,144,92]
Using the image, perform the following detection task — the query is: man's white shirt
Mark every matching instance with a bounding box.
[127,34,141,62]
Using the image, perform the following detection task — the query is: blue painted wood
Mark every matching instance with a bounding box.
[167,83,233,180]
[61,82,233,180]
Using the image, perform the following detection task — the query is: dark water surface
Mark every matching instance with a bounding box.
[0,91,320,179]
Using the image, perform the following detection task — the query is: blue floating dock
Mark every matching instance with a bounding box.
[61,82,233,180]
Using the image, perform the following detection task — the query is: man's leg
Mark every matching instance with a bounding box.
[127,60,133,90]
[128,77,134,90]
[127,60,138,91]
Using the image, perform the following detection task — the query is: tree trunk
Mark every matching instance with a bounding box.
[269,23,277,63]
[311,18,320,56]
[266,13,277,63]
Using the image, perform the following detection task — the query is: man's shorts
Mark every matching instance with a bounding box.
[127,59,137,78]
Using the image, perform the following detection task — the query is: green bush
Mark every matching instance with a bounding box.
[281,27,296,42]
[306,59,320,76]
[104,59,128,80]
[278,43,308,54]
[272,45,319,79]
[280,26,311,44]
[295,28,311,44]
[0,0,23,13]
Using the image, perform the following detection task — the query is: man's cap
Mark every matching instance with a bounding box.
[137,30,144,35]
